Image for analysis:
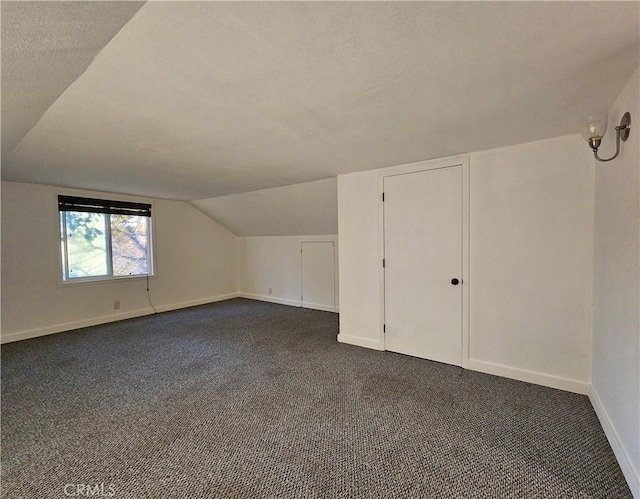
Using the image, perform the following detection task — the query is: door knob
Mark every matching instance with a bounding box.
[451,278,461,285]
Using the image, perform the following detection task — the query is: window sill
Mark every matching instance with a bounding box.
[56,274,156,288]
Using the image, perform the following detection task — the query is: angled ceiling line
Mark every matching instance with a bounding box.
[1,1,146,159]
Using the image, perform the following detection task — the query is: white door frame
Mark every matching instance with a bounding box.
[377,156,470,368]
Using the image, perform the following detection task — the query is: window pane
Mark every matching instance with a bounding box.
[111,215,149,277]
[65,211,108,278]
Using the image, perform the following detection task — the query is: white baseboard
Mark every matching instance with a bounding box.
[337,333,384,351]
[589,385,640,498]
[302,301,339,313]
[237,293,340,313]
[153,293,239,313]
[466,359,589,395]
[0,292,240,344]
[238,292,301,308]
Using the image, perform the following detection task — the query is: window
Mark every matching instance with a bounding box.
[58,195,153,282]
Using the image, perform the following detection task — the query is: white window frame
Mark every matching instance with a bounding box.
[55,191,156,286]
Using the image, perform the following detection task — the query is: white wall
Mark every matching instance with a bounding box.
[337,171,384,350]
[337,134,595,392]
[1,181,238,342]
[591,67,640,497]
[238,235,338,312]
[468,135,594,390]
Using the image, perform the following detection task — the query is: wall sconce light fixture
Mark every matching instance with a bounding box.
[582,112,632,162]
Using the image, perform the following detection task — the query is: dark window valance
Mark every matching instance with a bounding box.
[58,195,152,217]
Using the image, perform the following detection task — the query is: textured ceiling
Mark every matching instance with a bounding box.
[1,1,144,160]
[193,178,337,237]
[2,1,639,201]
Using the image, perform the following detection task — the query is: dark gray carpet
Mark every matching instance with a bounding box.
[1,298,631,498]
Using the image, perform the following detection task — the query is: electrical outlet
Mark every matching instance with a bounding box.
[113,301,121,310]
[268,288,272,295]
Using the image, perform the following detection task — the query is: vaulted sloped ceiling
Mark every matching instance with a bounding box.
[3,1,640,201]
[193,178,337,237]
[1,1,145,159]
[1,2,639,236]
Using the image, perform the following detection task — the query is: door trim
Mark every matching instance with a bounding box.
[377,156,470,368]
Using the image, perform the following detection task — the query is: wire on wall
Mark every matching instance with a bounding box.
[146,274,158,314]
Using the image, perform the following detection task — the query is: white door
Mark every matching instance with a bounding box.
[384,166,462,366]
[301,241,336,312]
